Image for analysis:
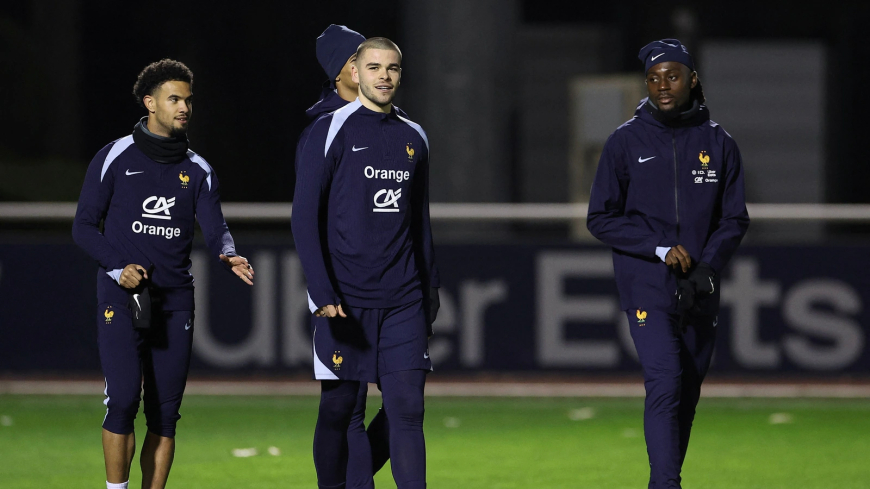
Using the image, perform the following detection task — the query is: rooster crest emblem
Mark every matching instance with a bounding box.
[332,353,343,369]
[406,144,415,160]
[636,309,647,325]
[698,151,710,167]
[104,308,114,322]
[179,171,190,187]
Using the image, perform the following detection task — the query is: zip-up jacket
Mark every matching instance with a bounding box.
[295,89,352,172]
[292,98,439,311]
[587,98,749,314]
[73,133,236,310]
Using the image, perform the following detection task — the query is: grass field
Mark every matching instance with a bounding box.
[1,394,869,488]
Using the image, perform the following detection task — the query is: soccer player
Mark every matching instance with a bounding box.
[72,59,253,489]
[293,37,439,489]
[587,39,749,488]
[299,24,395,486]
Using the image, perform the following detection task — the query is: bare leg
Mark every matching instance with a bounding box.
[103,428,136,484]
[140,431,175,489]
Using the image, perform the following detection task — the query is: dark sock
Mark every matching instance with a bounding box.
[314,380,360,489]
[380,370,427,489]
[346,382,374,489]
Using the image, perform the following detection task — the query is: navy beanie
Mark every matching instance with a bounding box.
[638,39,695,73]
[316,25,366,85]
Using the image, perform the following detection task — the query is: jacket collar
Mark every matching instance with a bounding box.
[354,100,401,120]
[305,89,352,120]
[636,97,710,129]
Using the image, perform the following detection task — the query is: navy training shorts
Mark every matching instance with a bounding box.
[311,299,431,382]
[97,302,194,438]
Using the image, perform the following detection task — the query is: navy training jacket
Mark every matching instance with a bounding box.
[292,98,439,311]
[73,136,236,311]
[587,99,749,314]
[295,89,410,172]
[295,89,350,173]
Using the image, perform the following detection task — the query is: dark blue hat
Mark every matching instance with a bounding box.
[638,39,695,73]
[316,25,365,85]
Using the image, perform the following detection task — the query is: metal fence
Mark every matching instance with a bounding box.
[2,202,870,222]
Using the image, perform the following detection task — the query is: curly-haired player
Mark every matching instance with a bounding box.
[73,59,253,489]
[131,59,194,136]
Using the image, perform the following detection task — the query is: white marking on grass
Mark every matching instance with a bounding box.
[232,447,258,458]
[0,415,12,426]
[769,413,794,424]
[267,446,281,456]
[443,417,461,428]
[568,407,596,421]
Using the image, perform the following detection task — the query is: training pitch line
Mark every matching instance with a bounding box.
[2,380,870,398]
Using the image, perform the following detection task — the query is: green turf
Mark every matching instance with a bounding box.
[1,394,868,488]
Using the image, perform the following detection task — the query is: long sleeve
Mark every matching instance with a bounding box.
[699,138,750,272]
[294,125,313,174]
[72,146,131,272]
[411,146,440,289]
[193,164,237,264]
[586,135,672,256]
[291,122,341,310]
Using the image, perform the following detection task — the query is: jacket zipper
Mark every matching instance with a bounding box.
[672,132,680,237]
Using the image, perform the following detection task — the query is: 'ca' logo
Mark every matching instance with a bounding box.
[373,189,401,213]
[142,196,176,220]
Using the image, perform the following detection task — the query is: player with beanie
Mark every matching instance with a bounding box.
[587,39,749,488]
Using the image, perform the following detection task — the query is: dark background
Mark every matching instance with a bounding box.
[1,0,868,204]
[2,1,870,379]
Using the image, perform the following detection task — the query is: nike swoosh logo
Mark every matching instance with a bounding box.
[352,145,369,152]
[651,53,665,61]
[126,170,144,175]
[133,294,141,308]
[185,320,192,331]
[638,156,656,163]
[423,351,429,359]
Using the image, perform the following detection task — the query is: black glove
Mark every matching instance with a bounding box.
[128,266,154,330]
[688,262,715,295]
[676,278,696,314]
[676,262,715,315]
[425,287,440,337]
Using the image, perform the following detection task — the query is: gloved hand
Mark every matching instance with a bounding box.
[688,262,715,295]
[676,278,696,313]
[675,262,715,314]
[424,287,440,337]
